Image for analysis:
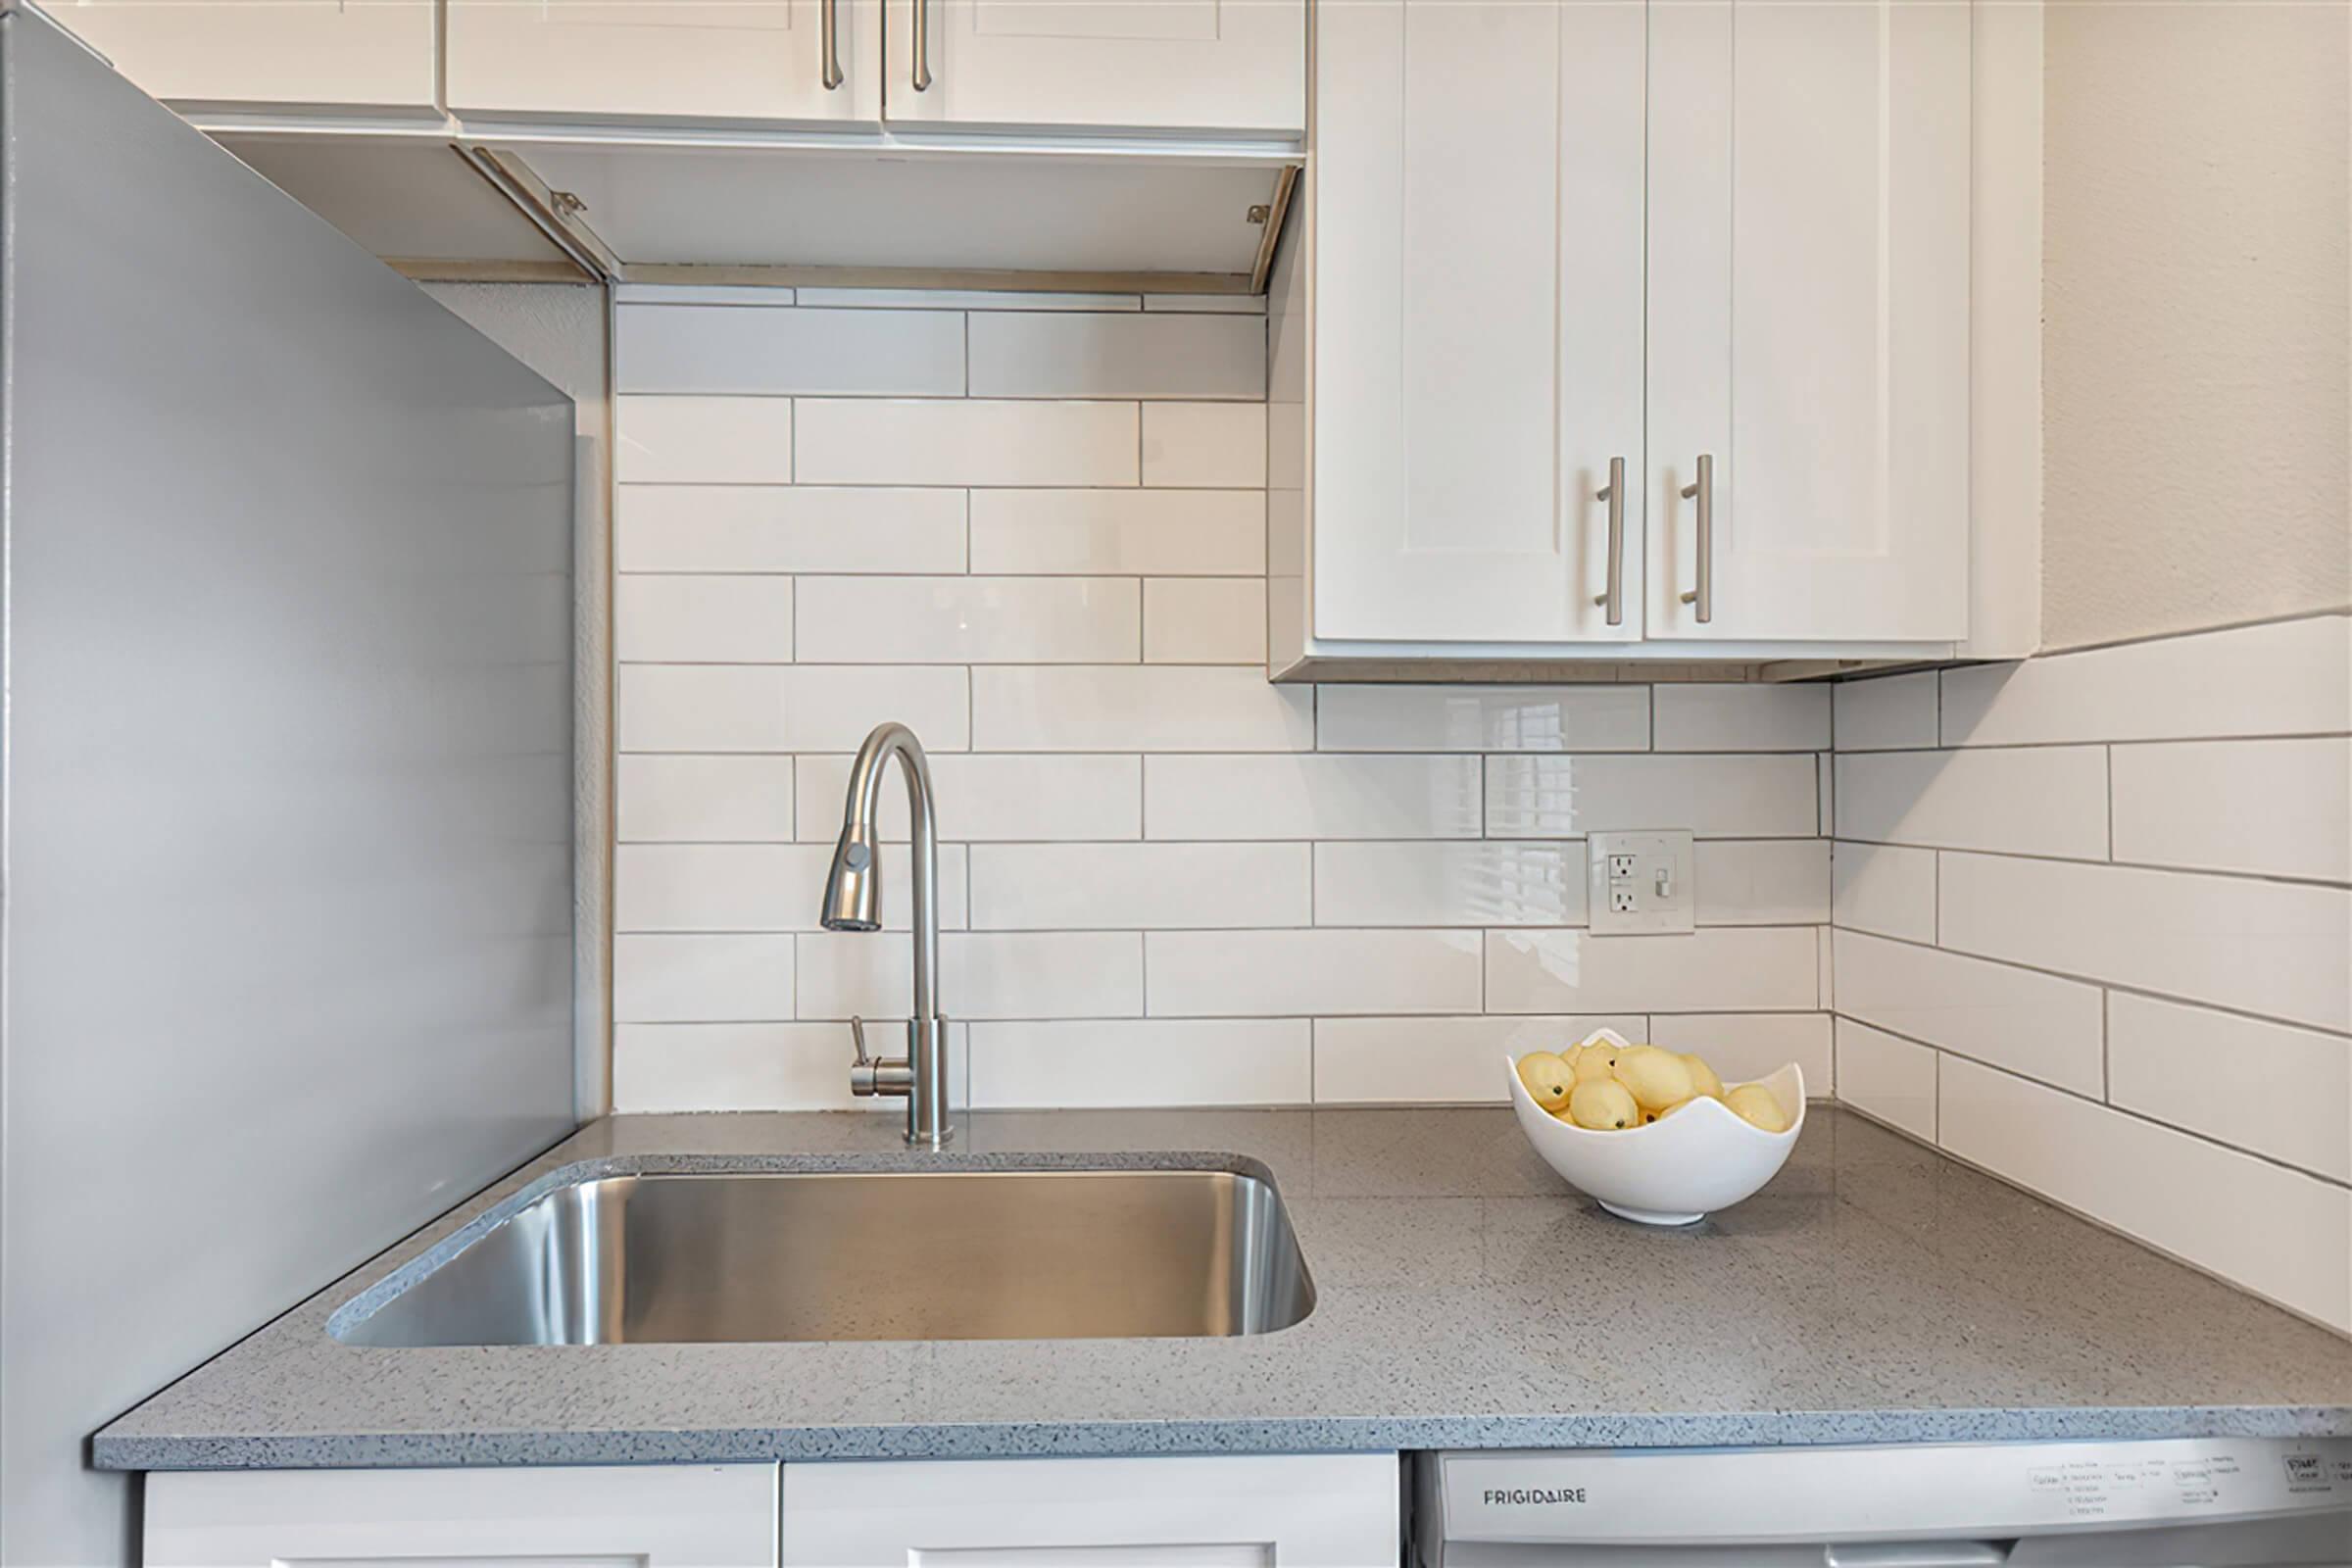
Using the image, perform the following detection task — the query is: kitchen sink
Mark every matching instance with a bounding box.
[330,1165,1315,1347]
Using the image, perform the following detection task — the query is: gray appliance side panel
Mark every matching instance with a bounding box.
[0,11,577,1564]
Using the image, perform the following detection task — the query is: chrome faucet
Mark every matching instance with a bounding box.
[820,722,953,1149]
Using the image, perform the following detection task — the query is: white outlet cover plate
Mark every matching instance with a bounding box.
[1588,830,1696,936]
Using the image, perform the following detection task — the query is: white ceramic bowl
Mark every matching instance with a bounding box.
[1505,1028,1805,1225]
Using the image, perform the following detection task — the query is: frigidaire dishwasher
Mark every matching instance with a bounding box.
[1415,1437,2352,1565]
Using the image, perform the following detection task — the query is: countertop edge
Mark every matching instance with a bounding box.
[92,1405,2352,1472]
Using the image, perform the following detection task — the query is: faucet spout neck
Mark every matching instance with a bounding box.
[826,722,950,1148]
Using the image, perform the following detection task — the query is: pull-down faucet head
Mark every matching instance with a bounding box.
[819,825,882,933]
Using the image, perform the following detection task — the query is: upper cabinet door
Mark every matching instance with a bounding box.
[1310,0,1646,645]
[447,0,883,123]
[1647,0,1972,643]
[51,0,437,111]
[880,0,1303,133]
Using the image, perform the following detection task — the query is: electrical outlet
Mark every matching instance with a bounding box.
[1589,830,1697,935]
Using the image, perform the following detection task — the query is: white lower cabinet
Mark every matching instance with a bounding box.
[781,1453,1401,1567]
[143,1464,779,1568]
[142,1453,1399,1568]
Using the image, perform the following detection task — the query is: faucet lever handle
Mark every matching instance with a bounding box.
[849,1014,871,1067]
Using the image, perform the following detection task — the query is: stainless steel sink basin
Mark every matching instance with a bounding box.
[330,1166,1314,1347]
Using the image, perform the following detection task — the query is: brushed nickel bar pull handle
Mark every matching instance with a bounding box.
[821,0,844,89]
[1679,453,1714,624]
[911,0,933,91]
[1591,455,1626,628]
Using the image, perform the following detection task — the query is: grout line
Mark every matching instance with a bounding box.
[1838,1017,2351,1192]
[1836,926,2352,1041]
[1822,837,2352,892]
[2102,743,2115,860]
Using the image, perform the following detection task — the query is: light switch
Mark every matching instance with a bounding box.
[1588,830,1695,935]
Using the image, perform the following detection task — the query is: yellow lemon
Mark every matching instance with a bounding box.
[1568,1078,1641,1131]
[1681,1053,1725,1101]
[1726,1082,1791,1133]
[1572,1041,1623,1083]
[1656,1097,1692,1119]
[1612,1045,1696,1112]
[1515,1051,1574,1113]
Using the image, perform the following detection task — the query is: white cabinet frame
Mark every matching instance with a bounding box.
[782,1452,1401,1566]
[143,1464,780,1568]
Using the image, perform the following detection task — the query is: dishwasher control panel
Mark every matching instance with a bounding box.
[1425,1437,2352,1544]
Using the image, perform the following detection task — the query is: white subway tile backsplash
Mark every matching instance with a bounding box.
[974,666,1312,752]
[615,395,794,483]
[1938,614,2352,747]
[618,486,967,575]
[1832,928,2105,1096]
[1646,1012,1835,1094]
[1311,1014,1645,1104]
[1652,684,1831,752]
[1486,754,1820,839]
[2110,737,2352,883]
[1832,671,1939,751]
[613,1021,969,1113]
[615,574,797,663]
[797,931,1143,1020]
[1939,1055,2352,1333]
[969,842,1310,930]
[777,665,971,752]
[617,755,797,843]
[1315,684,1649,753]
[967,312,1265,400]
[604,298,1863,1140]
[1486,928,1819,1015]
[1141,402,1267,487]
[1834,746,2110,859]
[616,305,964,396]
[616,842,968,934]
[1148,754,1481,841]
[796,576,1139,663]
[613,933,795,1022]
[795,753,1144,843]
[1937,851,2352,1033]
[797,399,1139,486]
[2107,992,2351,1183]
[1816,614,2351,1324]
[1694,839,1832,925]
[1312,841,1581,927]
[969,1019,1310,1108]
[1144,578,1266,663]
[1147,929,1483,1017]
[1831,841,1938,943]
[617,664,791,752]
[1832,1017,1937,1140]
[968,489,1265,576]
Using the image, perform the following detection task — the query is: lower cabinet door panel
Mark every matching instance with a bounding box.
[143,1464,780,1568]
[781,1452,1401,1566]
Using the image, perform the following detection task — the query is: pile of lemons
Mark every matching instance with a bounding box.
[1516,1040,1789,1134]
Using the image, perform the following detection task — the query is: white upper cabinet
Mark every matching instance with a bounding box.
[1645,0,1972,643]
[880,0,1304,133]
[49,0,437,111]
[1310,0,1645,644]
[1282,0,2001,670]
[446,0,884,124]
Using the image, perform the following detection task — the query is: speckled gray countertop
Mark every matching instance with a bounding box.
[93,1106,2351,1470]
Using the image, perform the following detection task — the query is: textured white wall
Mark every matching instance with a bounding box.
[421,281,615,1114]
[2041,0,2351,650]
